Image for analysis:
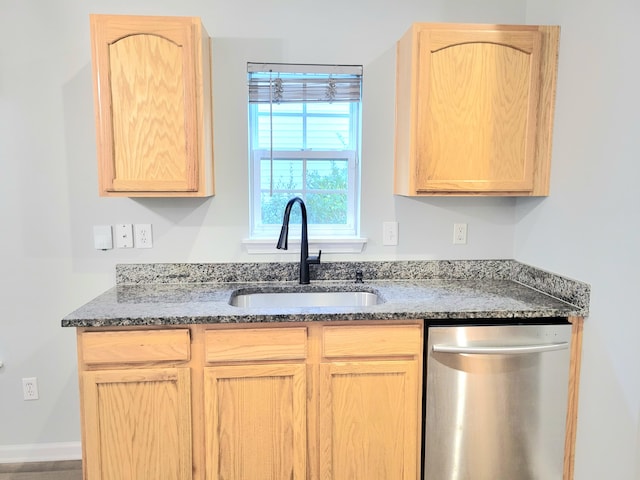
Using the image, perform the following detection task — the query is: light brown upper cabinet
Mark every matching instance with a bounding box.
[90,14,214,197]
[394,23,560,196]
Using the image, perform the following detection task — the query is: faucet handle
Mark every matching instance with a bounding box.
[307,250,321,265]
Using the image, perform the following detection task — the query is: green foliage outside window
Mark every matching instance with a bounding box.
[261,161,348,225]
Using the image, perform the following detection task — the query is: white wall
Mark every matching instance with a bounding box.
[519,1,640,479]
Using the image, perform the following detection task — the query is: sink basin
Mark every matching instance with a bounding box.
[230,290,381,308]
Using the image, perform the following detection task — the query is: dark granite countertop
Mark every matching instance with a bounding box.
[61,260,590,328]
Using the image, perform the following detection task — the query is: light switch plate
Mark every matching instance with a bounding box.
[93,225,113,250]
[115,224,134,248]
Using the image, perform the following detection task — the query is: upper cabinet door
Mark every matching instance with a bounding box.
[394,23,560,196]
[90,14,214,197]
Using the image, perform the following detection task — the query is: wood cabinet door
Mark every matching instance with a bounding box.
[204,364,307,480]
[82,367,192,480]
[90,15,207,195]
[415,27,542,193]
[318,360,420,480]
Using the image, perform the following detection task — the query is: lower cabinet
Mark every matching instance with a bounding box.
[204,364,308,479]
[319,361,419,480]
[319,324,422,480]
[78,329,193,479]
[81,368,193,480]
[76,321,423,480]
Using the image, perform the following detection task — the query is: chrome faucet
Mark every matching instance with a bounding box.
[276,197,321,284]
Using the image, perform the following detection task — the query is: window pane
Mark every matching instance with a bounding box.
[306,192,348,224]
[306,117,350,149]
[306,160,348,190]
[306,102,351,114]
[257,116,303,149]
[260,159,303,190]
[260,192,303,225]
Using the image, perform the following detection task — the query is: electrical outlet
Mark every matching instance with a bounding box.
[453,223,468,245]
[22,377,39,400]
[134,224,153,248]
[382,221,399,246]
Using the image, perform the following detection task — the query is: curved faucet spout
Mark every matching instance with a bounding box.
[276,197,321,284]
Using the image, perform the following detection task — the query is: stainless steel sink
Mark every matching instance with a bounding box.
[230,290,381,308]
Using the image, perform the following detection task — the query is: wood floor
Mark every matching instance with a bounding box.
[0,461,82,480]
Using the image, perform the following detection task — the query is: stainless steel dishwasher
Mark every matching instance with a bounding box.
[424,323,572,480]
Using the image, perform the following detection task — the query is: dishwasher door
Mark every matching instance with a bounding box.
[424,324,572,480]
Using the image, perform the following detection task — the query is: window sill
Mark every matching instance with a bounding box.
[242,237,368,254]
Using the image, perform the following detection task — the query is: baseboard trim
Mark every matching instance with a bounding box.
[0,442,81,464]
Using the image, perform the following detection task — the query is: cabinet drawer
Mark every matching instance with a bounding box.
[205,327,307,363]
[81,329,190,365]
[323,324,422,358]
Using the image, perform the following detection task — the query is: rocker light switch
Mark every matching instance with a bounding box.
[93,225,113,250]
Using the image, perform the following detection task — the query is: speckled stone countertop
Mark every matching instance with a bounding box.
[61,260,590,327]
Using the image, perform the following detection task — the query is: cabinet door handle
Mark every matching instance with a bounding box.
[432,342,569,355]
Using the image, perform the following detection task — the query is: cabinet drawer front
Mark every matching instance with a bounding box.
[205,327,307,363]
[323,325,422,358]
[81,329,190,365]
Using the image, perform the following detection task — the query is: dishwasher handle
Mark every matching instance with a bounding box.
[432,341,569,355]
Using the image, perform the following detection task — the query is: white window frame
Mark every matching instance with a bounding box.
[245,63,365,251]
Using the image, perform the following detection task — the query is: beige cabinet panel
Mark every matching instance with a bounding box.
[322,324,422,358]
[318,361,420,480]
[76,322,424,480]
[318,323,422,480]
[204,364,307,480]
[82,367,192,480]
[81,329,190,365]
[395,23,560,196]
[205,327,307,363]
[90,14,214,197]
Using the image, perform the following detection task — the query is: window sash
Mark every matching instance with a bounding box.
[253,102,356,151]
[250,149,357,238]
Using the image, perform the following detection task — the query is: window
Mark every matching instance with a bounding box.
[247,63,363,241]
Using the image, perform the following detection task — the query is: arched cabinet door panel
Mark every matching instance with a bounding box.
[394,23,560,197]
[90,14,214,197]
